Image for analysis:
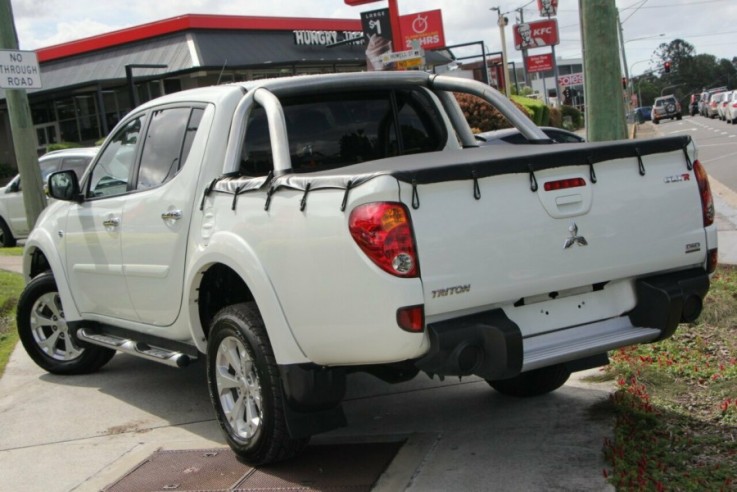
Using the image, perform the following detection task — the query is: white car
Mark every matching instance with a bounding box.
[724,91,737,124]
[718,91,735,121]
[0,147,97,246]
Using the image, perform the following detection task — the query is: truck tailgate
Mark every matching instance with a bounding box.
[403,141,708,333]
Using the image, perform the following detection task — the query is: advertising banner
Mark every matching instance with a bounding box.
[525,53,554,73]
[558,72,584,87]
[361,9,394,70]
[537,0,558,17]
[399,9,445,51]
[513,19,559,50]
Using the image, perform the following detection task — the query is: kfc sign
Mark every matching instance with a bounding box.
[400,10,445,50]
[513,19,559,50]
[525,53,554,73]
[537,0,558,17]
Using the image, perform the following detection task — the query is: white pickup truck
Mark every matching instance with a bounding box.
[16,72,716,464]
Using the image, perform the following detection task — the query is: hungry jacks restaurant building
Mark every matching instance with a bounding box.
[0,13,450,168]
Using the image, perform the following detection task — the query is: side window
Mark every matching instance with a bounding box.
[180,108,204,169]
[136,107,193,190]
[387,90,445,157]
[241,106,273,177]
[88,117,143,198]
[60,156,93,181]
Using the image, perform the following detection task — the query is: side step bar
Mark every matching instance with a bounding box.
[522,317,659,372]
[77,328,196,368]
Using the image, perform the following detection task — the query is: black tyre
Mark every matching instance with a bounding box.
[486,364,571,398]
[653,118,659,124]
[0,218,17,247]
[676,114,682,120]
[207,302,308,465]
[16,272,115,374]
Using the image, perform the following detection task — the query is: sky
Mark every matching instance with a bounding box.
[8,0,737,77]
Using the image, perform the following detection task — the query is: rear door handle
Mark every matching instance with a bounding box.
[102,217,120,228]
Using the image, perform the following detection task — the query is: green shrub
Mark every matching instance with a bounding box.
[561,105,584,130]
[548,107,562,128]
[45,141,82,153]
[0,163,17,182]
[454,92,532,133]
[511,95,549,126]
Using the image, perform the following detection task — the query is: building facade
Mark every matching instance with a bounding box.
[0,14,383,167]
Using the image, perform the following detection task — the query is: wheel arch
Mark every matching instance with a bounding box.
[22,229,82,321]
[186,233,309,365]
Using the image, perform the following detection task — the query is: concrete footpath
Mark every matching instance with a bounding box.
[1,123,734,492]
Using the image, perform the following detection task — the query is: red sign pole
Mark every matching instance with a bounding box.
[387,0,402,49]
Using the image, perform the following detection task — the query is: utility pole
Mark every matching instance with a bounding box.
[579,0,627,141]
[0,0,46,229]
[617,10,632,113]
[492,7,511,97]
[517,7,528,87]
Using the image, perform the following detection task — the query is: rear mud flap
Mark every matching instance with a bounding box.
[416,309,522,380]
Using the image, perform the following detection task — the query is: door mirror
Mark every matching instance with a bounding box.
[48,170,82,202]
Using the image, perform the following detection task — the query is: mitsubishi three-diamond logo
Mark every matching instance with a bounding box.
[564,222,588,249]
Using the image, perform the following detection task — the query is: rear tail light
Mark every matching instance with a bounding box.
[349,202,419,277]
[693,160,714,227]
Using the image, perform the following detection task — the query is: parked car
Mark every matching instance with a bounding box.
[634,106,652,123]
[707,92,726,119]
[688,94,699,116]
[719,91,735,121]
[726,91,737,124]
[0,147,97,246]
[475,126,585,145]
[651,95,682,124]
[699,87,727,117]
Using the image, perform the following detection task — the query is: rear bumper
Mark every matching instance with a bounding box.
[416,268,709,380]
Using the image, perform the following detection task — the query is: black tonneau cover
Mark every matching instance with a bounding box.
[208,135,692,211]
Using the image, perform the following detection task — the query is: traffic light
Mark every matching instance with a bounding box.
[664,61,671,73]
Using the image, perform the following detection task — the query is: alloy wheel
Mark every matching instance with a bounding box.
[30,291,83,361]
[215,335,263,440]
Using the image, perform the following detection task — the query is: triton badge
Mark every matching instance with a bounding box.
[564,222,588,249]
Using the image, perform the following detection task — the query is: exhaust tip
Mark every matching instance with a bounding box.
[681,295,703,323]
[450,343,483,375]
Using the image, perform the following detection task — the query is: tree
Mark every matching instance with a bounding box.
[653,39,696,73]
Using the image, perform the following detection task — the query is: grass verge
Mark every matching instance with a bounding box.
[599,265,737,489]
[0,268,24,378]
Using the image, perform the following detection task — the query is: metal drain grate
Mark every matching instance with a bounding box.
[104,448,250,491]
[105,441,404,491]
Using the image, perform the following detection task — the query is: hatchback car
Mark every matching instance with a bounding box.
[719,91,735,121]
[651,95,682,124]
[634,106,652,123]
[707,92,726,119]
[0,147,97,246]
[725,91,737,124]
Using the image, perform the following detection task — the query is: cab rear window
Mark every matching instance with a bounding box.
[241,89,446,177]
